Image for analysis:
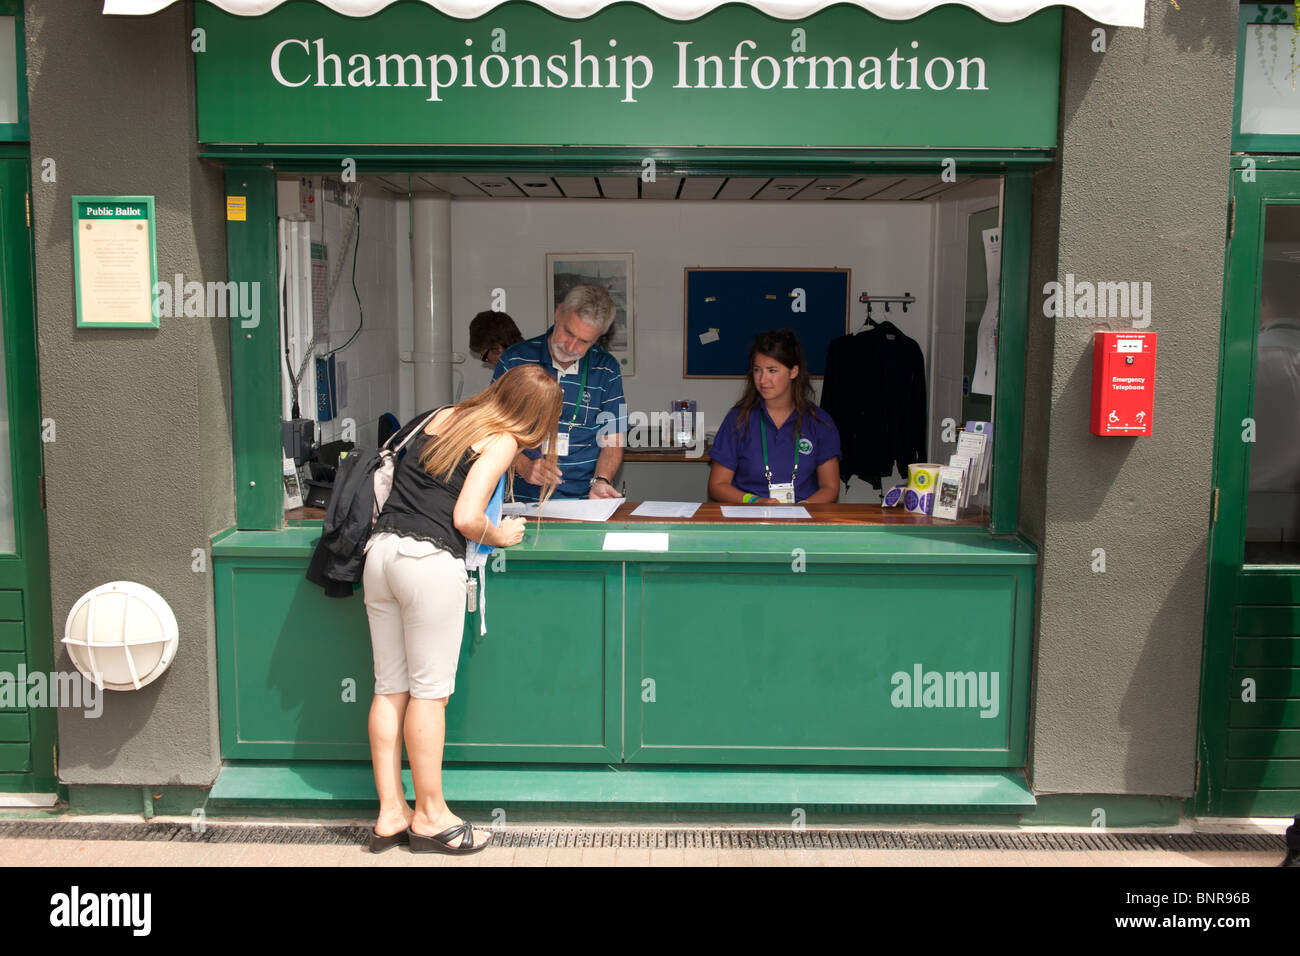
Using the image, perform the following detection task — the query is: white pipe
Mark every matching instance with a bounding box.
[287,221,302,417]
[295,223,316,428]
[278,218,291,421]
[409,193,453,408]
[287,221,308,422]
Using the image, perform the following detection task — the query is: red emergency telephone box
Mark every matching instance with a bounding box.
[1090,331,1156,436]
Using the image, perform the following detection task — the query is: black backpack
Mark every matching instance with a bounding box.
[305,409,441,598]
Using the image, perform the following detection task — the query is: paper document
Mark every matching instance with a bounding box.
[464,474,507,572]
[955,432,987,495]
[603,532,670,551]
[720,505,811,519]
[966,421,993,487]
[631,501,702,518]
[76,217,153,326]
[970,227,1000,396]
[500,497,624,522]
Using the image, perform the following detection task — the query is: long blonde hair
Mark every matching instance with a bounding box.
[416,364,563,510]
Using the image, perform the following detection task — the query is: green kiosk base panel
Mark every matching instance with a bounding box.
[212,523,1037,772]
[208,762,1037,813]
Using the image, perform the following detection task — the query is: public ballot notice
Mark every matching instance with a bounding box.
[75,203,153,326]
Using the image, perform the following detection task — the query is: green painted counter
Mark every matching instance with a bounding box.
[212,522,1037,770]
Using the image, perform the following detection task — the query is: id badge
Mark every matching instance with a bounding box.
[555,432,570,457]
[768,481,795,504]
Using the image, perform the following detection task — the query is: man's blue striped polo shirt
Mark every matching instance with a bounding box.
[491,327,627,500]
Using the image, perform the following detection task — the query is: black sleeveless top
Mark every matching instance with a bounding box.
[370,420,475,560]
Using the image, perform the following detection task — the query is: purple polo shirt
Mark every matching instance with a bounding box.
[711,403,841,502]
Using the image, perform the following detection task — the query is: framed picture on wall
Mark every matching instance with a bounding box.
[546,252,635,376]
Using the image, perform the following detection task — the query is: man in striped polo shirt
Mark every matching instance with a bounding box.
[492,284,626,500]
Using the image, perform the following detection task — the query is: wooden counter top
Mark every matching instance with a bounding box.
[288,501,987,528]
[603,502,986,526]
[622,448,712,463]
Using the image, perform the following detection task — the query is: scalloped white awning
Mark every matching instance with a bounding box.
[102,1,1146,28]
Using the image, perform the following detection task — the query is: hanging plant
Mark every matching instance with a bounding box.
[1252,4,1289,96]
[1274,1,1300,90]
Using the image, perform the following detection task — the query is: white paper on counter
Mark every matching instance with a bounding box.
[500,497,624,522]
[720,505,811,519]
[631,501,702,518]
[603,532,670,552]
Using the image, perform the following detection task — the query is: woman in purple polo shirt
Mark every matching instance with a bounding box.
[708,328,841,505]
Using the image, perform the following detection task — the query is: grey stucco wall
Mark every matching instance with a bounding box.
[27,1,232,785]
[1022,1,1237,795]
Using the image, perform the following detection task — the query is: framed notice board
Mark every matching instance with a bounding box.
[72,195,157,329]
[684,268,850,378]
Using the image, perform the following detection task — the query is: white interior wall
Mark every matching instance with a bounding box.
[447,197,934,503]
[308,189,403,451]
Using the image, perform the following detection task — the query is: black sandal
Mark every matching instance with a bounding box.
[368,827,411,853]
[407,820,491,855]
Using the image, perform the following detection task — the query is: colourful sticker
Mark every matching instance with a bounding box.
[904,490,919,511]
[910,469,933,489]
[797,437,813,455]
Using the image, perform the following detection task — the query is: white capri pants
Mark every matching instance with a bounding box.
[362,531,468,699]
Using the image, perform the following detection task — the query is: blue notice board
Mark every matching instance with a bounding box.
[684,268,850,377]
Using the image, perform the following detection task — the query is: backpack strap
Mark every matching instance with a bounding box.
[385,406,449,455]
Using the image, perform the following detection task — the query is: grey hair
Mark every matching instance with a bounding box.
[558,284,617,334]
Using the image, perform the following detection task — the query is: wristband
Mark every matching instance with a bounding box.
[592,475,612,486]
[742,493,757,504]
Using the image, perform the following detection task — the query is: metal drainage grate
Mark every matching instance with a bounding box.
[0,821,1283,852]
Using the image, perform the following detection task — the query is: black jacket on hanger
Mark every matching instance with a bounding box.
[820,321,927,490]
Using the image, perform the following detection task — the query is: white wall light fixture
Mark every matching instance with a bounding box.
[62,582,179,691]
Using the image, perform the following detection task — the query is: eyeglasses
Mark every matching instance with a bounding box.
[479,347,492,363]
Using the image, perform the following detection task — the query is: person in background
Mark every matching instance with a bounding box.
[708,328,841,505]
[469,309,524,368]
[492,284,627,500]
[362,364,561,856]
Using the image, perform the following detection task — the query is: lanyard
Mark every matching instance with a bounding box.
[759,408,800,485]
[548,328,589,433]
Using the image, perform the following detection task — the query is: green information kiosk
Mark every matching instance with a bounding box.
[201,0,1056,812]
